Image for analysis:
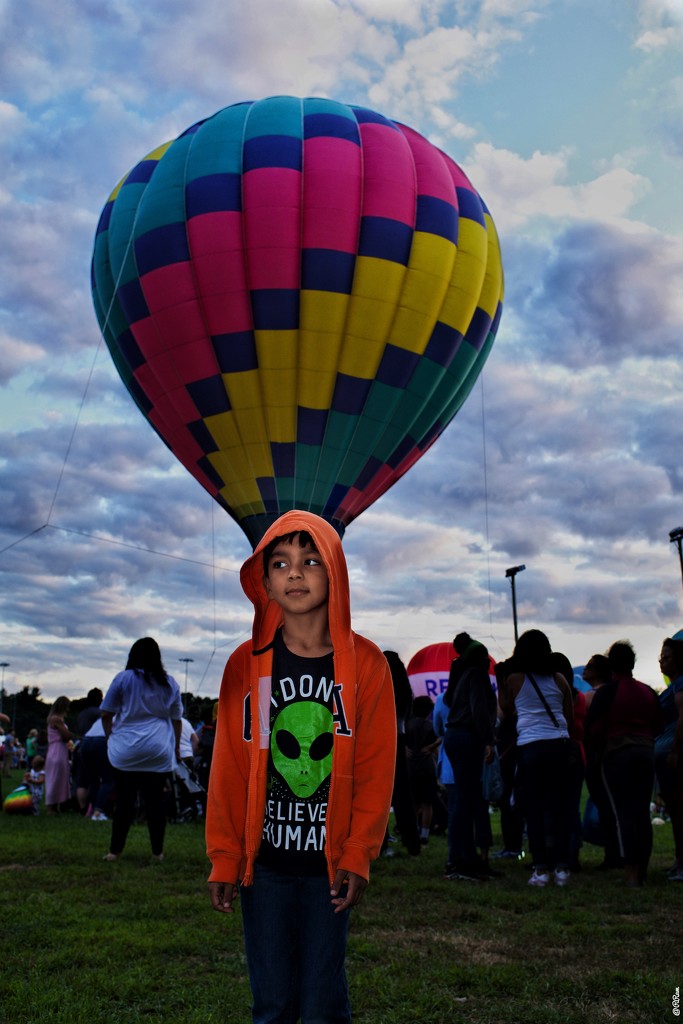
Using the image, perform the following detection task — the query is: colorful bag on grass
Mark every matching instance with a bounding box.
[3,785,33,814]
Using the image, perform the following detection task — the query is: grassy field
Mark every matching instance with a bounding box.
[1,769,680,1024]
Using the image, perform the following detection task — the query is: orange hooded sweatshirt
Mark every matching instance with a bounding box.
[206,510,397,888]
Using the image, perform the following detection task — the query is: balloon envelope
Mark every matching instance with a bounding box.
[407,641,497,700]
[92,96,504,547]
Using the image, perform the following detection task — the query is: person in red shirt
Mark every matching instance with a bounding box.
[585,640,664,887]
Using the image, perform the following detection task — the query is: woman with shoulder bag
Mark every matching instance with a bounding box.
[498,630,574,888]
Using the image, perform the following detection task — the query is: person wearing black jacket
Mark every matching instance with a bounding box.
[443,640,497,880]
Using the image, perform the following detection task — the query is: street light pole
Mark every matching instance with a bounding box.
[178,658,194,697]
[0,662,9,717]
[669,528,683,591]
[505,566,526,644]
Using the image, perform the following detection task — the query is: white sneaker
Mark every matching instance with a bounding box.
[554,869,570,887]
[528,869,549,887]
[91,811,109,821]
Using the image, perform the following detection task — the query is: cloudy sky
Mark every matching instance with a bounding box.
[1,0,682,704]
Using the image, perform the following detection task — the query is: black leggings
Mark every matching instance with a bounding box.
[601,745,654,869]
[110,768,168,856]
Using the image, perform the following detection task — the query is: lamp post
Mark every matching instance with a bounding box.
[669,527,683,592]
[505,566,526,644]
[0,662,9,717]
[178,658,194,697]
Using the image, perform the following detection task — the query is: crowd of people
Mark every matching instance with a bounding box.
[2,628,682,890]
[0,723,34,775]
[1,507,682,1024]
[392,628,683,889]
[2,639,219,864]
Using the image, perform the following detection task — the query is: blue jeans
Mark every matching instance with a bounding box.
[240,863,351,1023]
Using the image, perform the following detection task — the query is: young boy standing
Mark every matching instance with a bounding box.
[207,510,396,1023]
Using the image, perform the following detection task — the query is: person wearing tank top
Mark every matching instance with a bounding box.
[514,675,569,743]
[499,630,574,888]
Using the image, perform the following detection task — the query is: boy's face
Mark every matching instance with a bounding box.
[263,537,329,616]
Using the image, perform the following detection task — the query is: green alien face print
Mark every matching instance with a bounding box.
[271,701,334,798]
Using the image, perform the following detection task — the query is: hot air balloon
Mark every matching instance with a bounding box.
[407,642,497,700]
[91,96,504,548]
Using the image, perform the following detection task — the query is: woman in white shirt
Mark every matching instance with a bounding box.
[499,630,574,888]
[101,638,183,862]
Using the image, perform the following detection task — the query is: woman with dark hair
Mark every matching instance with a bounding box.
[551,651,585,872]
[655,637,683,881]
[100,638,183,862]
[582,654,611,712]
[499,629,574,887]
[383,651,421,857]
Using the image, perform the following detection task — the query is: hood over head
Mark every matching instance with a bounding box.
[240,510,352,652]
[459,639,488,669]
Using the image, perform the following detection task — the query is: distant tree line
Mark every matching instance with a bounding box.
[1,686,218,741]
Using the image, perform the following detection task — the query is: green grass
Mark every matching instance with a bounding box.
[1,770,680,1023]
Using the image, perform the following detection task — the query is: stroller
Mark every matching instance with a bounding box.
[167,760,205,823]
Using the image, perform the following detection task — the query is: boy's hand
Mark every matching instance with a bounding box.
[208,881,237,914]
[330,870,367,913]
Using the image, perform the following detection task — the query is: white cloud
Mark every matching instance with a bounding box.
[429,104,478,140]
[479,0,547,21]
[466,143,651,232]
[345,0,434,30]
[0,198,95,360]
[0,99,25,131]
[0,0,681,701]
[502,222,683,368]
[0,333,45,385]
[126,0,397,103]
[635,0,683,50]
[367,19,523,125]
[0,0,101,104]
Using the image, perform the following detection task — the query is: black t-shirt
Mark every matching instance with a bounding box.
[257,630,335,876]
